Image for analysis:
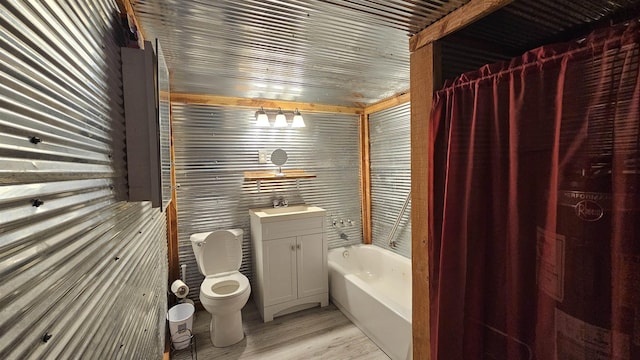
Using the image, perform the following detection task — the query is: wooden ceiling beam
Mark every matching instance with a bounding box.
[364,91,411,115]
[115,0,147,48]
[409,0,513,52]
[171,93,364,114]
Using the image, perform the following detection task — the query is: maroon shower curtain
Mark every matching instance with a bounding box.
[428,22,640,360]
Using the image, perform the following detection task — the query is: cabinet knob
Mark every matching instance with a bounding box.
[296,244,301,250]
[290,245,295,251]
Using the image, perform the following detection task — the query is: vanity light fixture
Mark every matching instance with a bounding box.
[273,108,288,128]
[254,107,305,128]
[255,107,270,127]
[291,108,305,128]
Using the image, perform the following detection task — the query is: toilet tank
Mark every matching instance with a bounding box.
[190,229,244,276]
[189,232,209,275]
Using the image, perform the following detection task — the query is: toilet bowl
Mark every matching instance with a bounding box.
[191,229,251,347]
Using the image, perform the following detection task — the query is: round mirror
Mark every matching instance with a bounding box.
[271,149,288,166]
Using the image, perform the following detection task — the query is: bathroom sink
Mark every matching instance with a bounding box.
[249,205,326,222]
[257,205,312,215]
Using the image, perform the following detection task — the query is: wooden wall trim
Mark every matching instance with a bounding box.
[167,107,180,286]
[359,113,372,245]
[409,0,513,52]
[115,0,147,48]
[360,92,412,247]
[171,93,363,114]
[364,92,411,115]
[410,42,441,360]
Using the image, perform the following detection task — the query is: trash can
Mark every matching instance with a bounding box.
[167,303,195,350]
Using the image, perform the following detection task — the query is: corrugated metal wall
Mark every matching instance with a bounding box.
[441,40,513,82]
[172,104,362,302]
[0,1,167,359]
[369,103,412,258]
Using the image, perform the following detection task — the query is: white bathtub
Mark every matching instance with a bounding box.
[328,245,412,360]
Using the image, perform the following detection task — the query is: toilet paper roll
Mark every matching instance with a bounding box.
[171,280,189,299]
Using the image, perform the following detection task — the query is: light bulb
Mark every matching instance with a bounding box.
[255,107,270,127]
[291,109,305,128]
[274,108,288,127]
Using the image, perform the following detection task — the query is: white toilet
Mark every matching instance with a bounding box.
[190,229,251,347]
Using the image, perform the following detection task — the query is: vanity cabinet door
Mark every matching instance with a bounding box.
[296,233,327,299]
[263,236,297,306]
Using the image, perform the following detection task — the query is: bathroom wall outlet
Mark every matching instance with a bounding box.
[258,150,269,164]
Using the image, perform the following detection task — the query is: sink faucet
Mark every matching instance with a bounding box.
[272,197,288,208]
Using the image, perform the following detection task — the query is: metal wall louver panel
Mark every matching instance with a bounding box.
[369,103,412,258]
[172,104,362,302]
[0,1,167,359]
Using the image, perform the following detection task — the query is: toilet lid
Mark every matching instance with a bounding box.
[200,272,250,300]
[201,229,243,275]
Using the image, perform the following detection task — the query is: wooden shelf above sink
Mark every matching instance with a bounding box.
[243,169,316,181]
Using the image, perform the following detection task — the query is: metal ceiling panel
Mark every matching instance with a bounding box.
[132,0,640,107]
[454,0,640,55]
[132,0,469,106]
[439,0,640,84]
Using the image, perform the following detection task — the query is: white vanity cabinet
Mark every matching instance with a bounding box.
[249,205,328,322]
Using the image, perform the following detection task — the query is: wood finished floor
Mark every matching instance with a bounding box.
[171,300,390,360]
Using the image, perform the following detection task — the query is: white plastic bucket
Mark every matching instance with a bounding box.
[167,303,195,350]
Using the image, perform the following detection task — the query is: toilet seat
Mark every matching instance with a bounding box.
[200,272,249,301]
